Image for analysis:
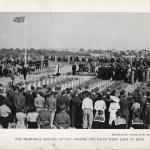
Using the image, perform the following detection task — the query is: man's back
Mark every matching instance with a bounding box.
[54,111,70,128]
[120,99,129,114]
[14,93,25,109]
[46,95,57,110]
[57,95,69,108]
[34,95,45,108]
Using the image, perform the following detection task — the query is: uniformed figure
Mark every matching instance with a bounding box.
[72,63,76,75]
[112,111,126,129]
[130,110,145,129]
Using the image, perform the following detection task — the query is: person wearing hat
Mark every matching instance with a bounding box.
[37,106,51,129]
[112,110,126,129]
[54,104,70,129]
[108,96,120,126]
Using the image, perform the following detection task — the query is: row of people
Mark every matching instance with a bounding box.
[0,81,149,129]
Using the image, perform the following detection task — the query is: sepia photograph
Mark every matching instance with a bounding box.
[0,0,150,149]
[0,12,150,130]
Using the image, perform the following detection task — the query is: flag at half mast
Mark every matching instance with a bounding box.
[13,16,25,23]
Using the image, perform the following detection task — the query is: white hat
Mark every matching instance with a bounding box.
[110,95,120,102]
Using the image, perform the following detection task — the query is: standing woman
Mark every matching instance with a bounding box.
[27,106,38,129]
[108,96,120,126]
[16,108,26,129]
[92,109,106,129]
[92,94,106,129]
[0,100,11,128]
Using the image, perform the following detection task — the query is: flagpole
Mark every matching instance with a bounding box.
[25,15,27,66]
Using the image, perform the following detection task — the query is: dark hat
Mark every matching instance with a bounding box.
[62,90,66,95]
[55,86,61,90]
[59,104,66,111]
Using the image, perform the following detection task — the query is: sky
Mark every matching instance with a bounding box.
[0,12,150,50]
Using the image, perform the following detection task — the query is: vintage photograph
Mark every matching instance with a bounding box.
[0,12,150,130]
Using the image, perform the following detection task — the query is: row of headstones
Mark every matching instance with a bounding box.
[0,66,56,87]
[23,75,92,91]
[87,79,115,92]
[125,81,141,94]
[32,65,56,74]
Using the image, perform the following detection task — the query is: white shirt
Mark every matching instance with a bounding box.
[94,100,106,111]
[109,102,120,125]
[82,97,93,110]
[0,105,11,117]
[109,102,120,113]
[131,102,140,111]
[27,112,39,122]
[16,112,26,129]
[16,112,26,121]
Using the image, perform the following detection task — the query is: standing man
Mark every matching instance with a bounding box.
[82,92,93,129]
[22,65,28,81]
[37,106,51,129]
[45,92,57,128]
[14,87,26,113]
[55,63,61,76]
[9,67,15,85]
[72,63,76,75]
[54,104,70,129]
[34,91,45,113]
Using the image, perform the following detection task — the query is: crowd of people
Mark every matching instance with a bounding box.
[0,80,150,129]
[1,54,150,84]
[72,57,149,85]
[0,54,150,129]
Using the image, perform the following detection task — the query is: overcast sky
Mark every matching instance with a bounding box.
[0,12,150,50]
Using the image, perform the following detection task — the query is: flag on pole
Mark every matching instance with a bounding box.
[13,16,25,23]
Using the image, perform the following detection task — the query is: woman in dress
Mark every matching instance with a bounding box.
[92,94,106,129]
[108,96,120,126]
[16,108,26,129]
[27,107,38,129]
[92,110,106,129]
[0,100,11,128]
